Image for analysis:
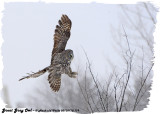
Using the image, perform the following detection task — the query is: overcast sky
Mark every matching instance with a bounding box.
[2,2,156,107]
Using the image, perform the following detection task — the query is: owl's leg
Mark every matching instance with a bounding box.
[66,67,78,78]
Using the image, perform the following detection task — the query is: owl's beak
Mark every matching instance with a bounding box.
[67,60,71,64]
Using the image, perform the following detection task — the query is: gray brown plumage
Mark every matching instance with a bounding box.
[19,14,77,92]
[19,66,49,81]
[48,71,61,92]
[51,15,72,64]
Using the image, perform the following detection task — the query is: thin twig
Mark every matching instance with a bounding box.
[76,78,92,112]
[120,5,153,53]
[119,26,134,112]
[82,48,106,112]
[143,3,156,24]
[84,64,94,113]
[133,63,154,111]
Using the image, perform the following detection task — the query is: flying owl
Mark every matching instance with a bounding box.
[19,14,77,92]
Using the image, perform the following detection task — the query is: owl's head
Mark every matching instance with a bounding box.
[53,49,74,64]
[65,49,74,61]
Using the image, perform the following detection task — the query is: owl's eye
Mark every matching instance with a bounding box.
[70,54,73,58]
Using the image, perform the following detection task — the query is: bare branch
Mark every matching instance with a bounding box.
[133,63,154,111]
[119,26,135,112]
[76,77,92,112]
[143,3,156,24]
[82,48,107,112]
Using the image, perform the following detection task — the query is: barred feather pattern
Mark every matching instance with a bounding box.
[19,66,49,81]
[51,15,72,64]
[48,73,61,92]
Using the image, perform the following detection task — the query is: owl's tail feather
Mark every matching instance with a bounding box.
[48,74,61,92]
[19,66,50,81]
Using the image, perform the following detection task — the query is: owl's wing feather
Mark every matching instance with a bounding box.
[51,14,72,64]
[48,72,61,92]
[19,66,49,81]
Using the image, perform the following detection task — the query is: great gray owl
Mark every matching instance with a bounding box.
[19,14,77,92]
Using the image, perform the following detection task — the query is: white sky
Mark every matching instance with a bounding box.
[0,1,159,112]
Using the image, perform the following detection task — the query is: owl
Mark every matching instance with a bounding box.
[19,15,77,92]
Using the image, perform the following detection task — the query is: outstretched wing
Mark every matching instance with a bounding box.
[19,66,49,81]
[51,14,72,64]
[48,71,61,92]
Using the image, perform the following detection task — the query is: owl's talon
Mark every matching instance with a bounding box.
[72,72,78,75]
[72,75,76,78]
